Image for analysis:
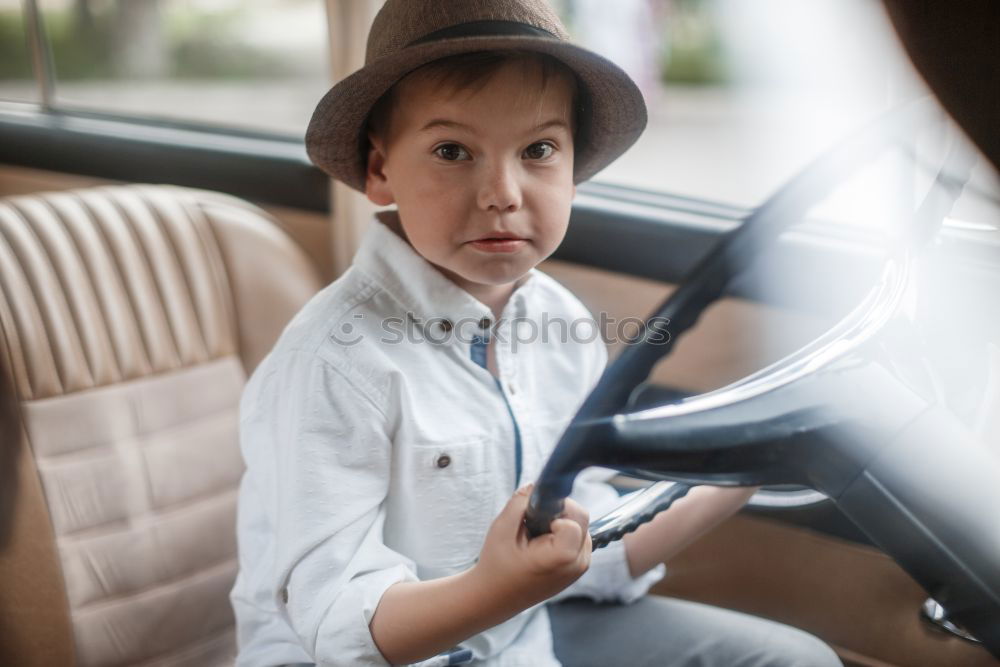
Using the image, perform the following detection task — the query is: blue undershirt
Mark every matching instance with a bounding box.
[470,333,522,489]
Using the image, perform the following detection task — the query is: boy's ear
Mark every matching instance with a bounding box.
[365,134,395,207]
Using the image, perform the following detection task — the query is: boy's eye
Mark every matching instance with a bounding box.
[523,142,555,160]
[434,144,470,161]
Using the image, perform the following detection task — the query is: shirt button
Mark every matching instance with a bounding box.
[508,382,517,395]
[478,317,491,330]
[436,454,452,468]
[439,320,453,333]
[281,587,289,604]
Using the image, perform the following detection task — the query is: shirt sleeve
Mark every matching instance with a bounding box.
[553,337,665,603]
[258,350,417,665]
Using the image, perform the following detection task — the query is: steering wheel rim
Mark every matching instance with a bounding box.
[525,96,954,538]
[569,250,912,547]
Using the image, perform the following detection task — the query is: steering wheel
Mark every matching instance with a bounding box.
[524,98,1000,658]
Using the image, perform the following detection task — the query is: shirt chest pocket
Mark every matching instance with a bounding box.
[394,436,500,570]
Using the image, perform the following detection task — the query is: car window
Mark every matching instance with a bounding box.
[4,0,995,232]
[0,1,37,103]
[3,0,329,136]
[556,0,927,209]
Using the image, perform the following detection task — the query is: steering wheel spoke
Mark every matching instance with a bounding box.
[589,481,693,549]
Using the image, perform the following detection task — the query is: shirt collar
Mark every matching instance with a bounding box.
[352,210,537,336]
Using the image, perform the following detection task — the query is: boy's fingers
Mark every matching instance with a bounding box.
[580,531,593,562]
[497,483,534,527]
[549,517,586,555]
[559,499,590,534]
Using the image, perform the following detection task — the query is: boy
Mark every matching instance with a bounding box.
[231,1,842,665]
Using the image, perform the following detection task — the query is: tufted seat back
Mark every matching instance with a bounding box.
[0,184,322,666]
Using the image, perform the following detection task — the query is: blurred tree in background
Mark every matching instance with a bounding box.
[556,0,729,86]
[0,0,302,81]
[662,0,728,84]
[111,0,168,78]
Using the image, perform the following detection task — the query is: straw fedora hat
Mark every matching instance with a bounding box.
[305,0,648,193]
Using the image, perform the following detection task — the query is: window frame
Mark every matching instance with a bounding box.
[0,105,329,210]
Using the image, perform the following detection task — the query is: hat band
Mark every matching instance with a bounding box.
[408,20,556,47]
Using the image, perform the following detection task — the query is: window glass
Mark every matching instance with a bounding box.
[557,0,929,208]
[37,0,328,135]
[0,1,36,103]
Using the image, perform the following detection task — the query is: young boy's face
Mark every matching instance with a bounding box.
[365,59,577,295]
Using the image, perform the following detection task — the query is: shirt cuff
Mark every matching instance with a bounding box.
[312,563,419,665]
[553,538,665,604]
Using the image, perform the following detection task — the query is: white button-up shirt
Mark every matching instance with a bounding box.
[231,212,664,666]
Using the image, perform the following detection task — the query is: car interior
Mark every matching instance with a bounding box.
[1,1,998,666]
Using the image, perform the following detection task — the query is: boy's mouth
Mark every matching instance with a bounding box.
[471,232,524,241]
[468,236,528,253]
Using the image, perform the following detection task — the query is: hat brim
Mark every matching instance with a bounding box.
[305,35,647,193]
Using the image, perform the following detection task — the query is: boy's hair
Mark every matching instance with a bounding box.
[366,50,582,150]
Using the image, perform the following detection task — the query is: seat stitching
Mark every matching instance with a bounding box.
[180,190,242,359]
[103,188,183,368]
[32,197,118,386]
[72,555,238,615]
[72,192,155,373]
[9,200,94,388]
[0,227,52,398]
[56,486,239,543]
[2,202,81,393]
[136,188,211,362]
[24,354,238,402]
[35,400,238,462]
[46,196,125,383]
[131,626,236,667]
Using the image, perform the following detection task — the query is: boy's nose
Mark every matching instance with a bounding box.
[477,160,522,214]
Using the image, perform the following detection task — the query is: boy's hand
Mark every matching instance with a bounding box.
[368,485,589,664]
[471,483,591,610]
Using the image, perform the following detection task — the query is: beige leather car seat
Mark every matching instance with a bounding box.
[0,184,322,666]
